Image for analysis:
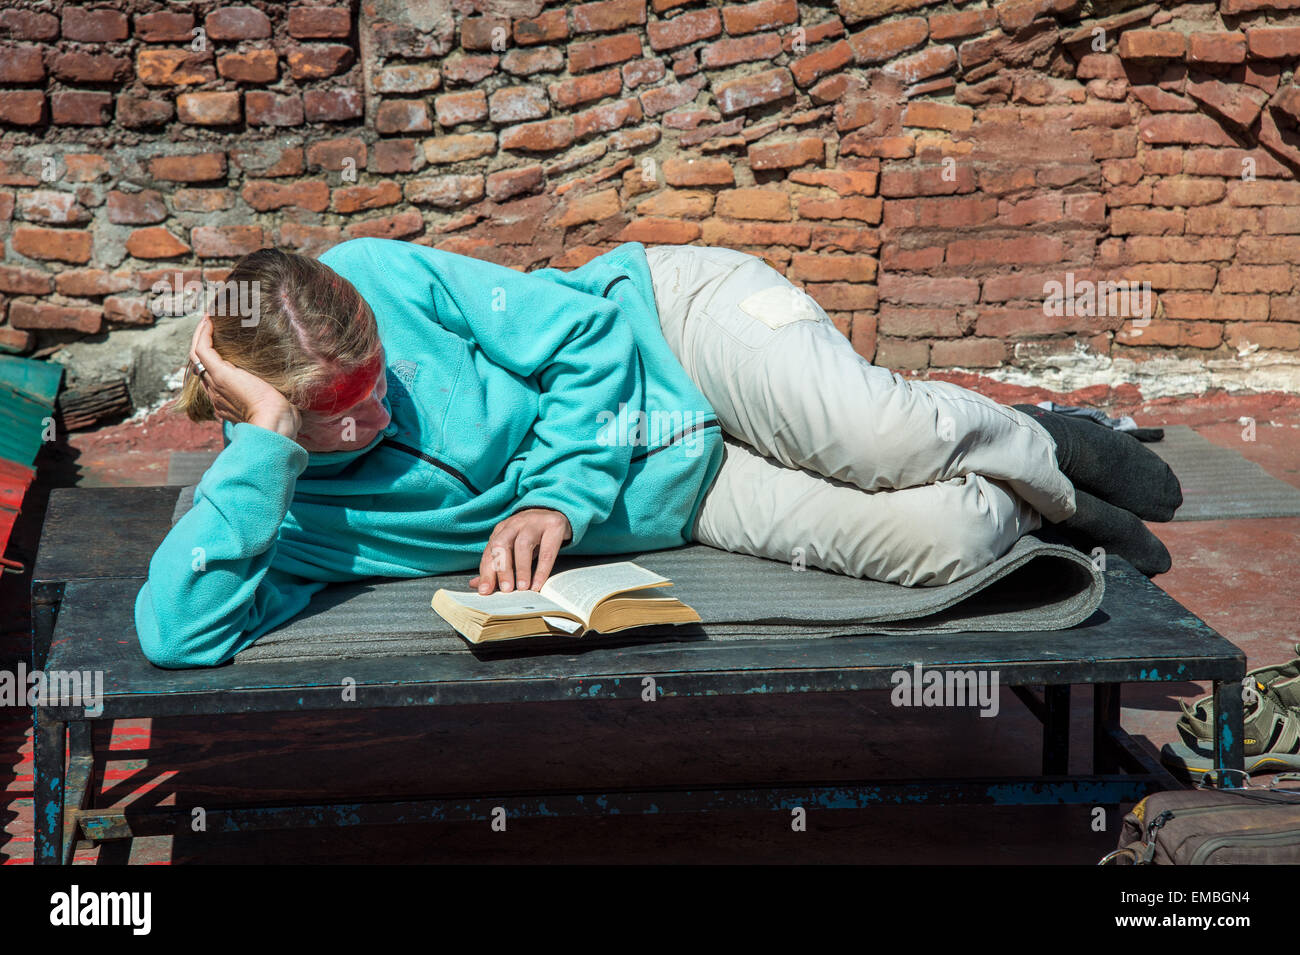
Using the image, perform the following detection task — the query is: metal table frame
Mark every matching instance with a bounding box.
[30,487,1246,865]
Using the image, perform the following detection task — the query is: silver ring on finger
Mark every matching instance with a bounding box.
[192,358,207,376]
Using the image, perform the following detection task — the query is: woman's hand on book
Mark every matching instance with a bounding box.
[190,315,301,441]
[470,508,572,595]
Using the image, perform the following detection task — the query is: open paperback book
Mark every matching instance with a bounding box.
[432,561,701,644]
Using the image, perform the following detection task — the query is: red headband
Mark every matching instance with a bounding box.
[302,352,383,416]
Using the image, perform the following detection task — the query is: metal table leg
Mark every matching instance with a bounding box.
[1042,685,1070,775]
[33,710,66,865]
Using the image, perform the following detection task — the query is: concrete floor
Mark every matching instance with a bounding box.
[3,382,1298,864]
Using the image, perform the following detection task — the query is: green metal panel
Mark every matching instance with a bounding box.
[0,355,61,467]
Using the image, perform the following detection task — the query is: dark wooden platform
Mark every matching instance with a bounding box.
[29,486,1247,864]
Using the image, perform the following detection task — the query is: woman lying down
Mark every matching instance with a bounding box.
[135,239,1183,668]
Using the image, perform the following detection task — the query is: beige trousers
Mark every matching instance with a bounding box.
[644,244,1078,587]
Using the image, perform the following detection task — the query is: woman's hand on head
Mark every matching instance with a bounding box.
[190,315,301,440]
[470,508,573,595]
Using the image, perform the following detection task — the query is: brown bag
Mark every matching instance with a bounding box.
[1102,777,1300,864]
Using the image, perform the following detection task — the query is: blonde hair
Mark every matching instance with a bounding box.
[174,248,380,423]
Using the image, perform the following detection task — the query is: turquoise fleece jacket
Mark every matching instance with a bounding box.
[134,238,723,667]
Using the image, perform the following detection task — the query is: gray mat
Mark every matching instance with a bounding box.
[1145,425,1300,521]
[166,451,220,486]
[167,479,1104,662]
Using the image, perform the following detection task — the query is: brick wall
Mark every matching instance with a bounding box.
[1,0,1299,408]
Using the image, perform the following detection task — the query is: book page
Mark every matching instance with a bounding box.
[441,589,573,620]
[540,561,670,621]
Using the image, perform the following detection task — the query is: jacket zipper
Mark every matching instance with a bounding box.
[380,438,479,495]
[630,419,720,463]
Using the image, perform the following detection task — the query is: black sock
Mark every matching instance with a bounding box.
[1056,488,1172,576]
[1012,404,1183,522]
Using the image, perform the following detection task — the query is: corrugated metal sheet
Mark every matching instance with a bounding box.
[0,355,61,569]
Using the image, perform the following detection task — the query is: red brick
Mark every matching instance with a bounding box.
[218,50,279,83]
[103,295,153,325]
[245,91,304,126]
[879,306,966,337]
[287,45,354,80]
[330,181,402,214]
[879,163,975,196]
[663,157,735,186]
[117,94,173,127]
[303,88,363,122]
[0,91,46,125]
[1115,320,1221,348]
[177,92,241,126]
[514,9,569,46]
[700,33,783,68]
[879,274,979,305]
[172,189,235,213]
[1160,292,1268,321]
[375,65,442,93]
[790,40,853,87]
[62,7,127,42]
[569,33,643,72]
[275,223,343,257]
[947,236,1065,267]
[1121,263,1218,290]
[0,45,46,83]
[205,7,271,40]
[885,45,957,84]
[748,138,826,170]
[902,100,971,131]
[126,227,190,259]
[51,92,113,126]
[305,138,366,171]
[490,86,551,122]
[500,117,575,151]
[435,90,488,126]
[344,211,424,240]
[714,188,792,220]
[1246,27,1300,59]
[288,7,351,39]
[13,226,92,263]
[1184,147,1288,178]
[1117,30,1185,59]
[930,338,1005,367]
[55,270,131,297]
[461,16,510,50]
[700,219,812,246]
[847,18,928,65]
[573,0,648,33]
[617,217,702,243]
[640,75,708,115]
[1150,178,1225,207]
[1262,207,1300,234]
[1218,265,1291,293]
[789,253,877,283]
[403,174,485,208]
[874,338,929,370]
[723,0,798,34]
[648,9,722,51]
[930,8,997,41]
[1237,235,1300,264]
[575,98,643,137]
[715,67,795,114]
[1185,78,1268,130]
[1111,208,1185,235]
[1139,114,1235,146]
[376,99,433,133]
[1186,206,1259,235]
[107,189,167,225]
[441,53,499,85]
[486,165,546,201]
[134,12,193,42]
[53,51,131,83]
[136,50,215,86]
[1188,32,1247,64]
[548,70,623,109]
[1225,322,1300,350]
[192,225,266,258]
[242,181,330,213]
[622,57,666,88]
[10,301,101,334]
[0,10,59,40]
[422,133,497,164]
[788,168,879,194]
[0,265,53,295]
